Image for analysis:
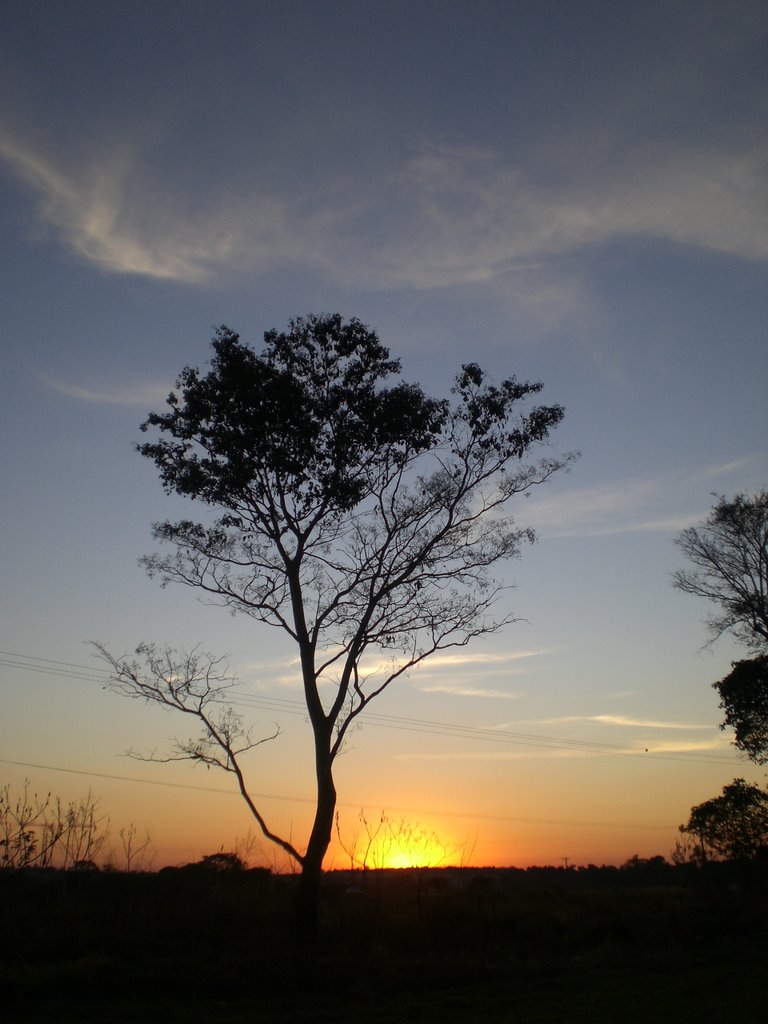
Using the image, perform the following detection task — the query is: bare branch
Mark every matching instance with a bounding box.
[674,490,768,651]
[92,642,304,867]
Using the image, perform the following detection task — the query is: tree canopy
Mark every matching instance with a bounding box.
[100,313,574,932]
[673,490,768,652]
[674,490,768,767]
[680,778,768,862]
[136,315,571,723]
[714,656,768,765]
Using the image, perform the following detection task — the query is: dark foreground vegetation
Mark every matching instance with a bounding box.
[4,860,767,1023]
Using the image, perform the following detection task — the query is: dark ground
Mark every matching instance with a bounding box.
[3,861,767,1023]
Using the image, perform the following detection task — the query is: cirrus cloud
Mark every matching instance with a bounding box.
[1,126,765,290]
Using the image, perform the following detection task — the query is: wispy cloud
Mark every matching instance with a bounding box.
[495,714,717,731]
[640,737,732,754]
[517,479,663,538]
[1,125,765,290]
[414,650,544,669]
[329,140,768,287]
[563,714,713,731]
[45,375,171,406]
[519,458,763,539]
[695,457,753,481]
[397,749,596,762]
[231,645,544,698]
[410,649,546,698]
[0,128,285,284]
[397,732,734,760]
[418,683,523,700]
[420,132,759,278]
[586,144,768,262]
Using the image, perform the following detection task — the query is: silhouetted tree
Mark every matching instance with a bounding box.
[674,491,768,765]
[680,777,768,862]
[97,314,573,936]
[714,656,768,764]
[194,851,245,871]
[114,821,155,872]
[673,490,768,652]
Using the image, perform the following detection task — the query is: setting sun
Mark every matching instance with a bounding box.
[383,843,450,870]
[333,811,471,871]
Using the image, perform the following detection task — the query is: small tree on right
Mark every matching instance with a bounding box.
[674,490,768,762]
[679,778,768,862]
[674,491,768,865]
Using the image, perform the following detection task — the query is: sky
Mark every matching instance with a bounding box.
[1,0,766,870]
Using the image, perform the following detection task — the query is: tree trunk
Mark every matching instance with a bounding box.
[294,746,337,940]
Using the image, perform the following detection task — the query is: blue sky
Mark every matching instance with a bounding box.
[1,0,766,867]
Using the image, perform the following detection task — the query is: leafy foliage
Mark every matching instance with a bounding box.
[136,315,571,718]
[680,778,768,862]
[140,315,447,516]
[714,656,768,764]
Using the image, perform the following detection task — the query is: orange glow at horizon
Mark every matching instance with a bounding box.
[2,743,747,873]
[381,841,459,870]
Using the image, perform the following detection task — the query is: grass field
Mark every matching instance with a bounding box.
[4,861,767,1022]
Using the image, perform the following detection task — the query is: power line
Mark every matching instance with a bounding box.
[0,648,741,766]
[0,758,673,832]
[230,690,737,764]
[0,651,107,683]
